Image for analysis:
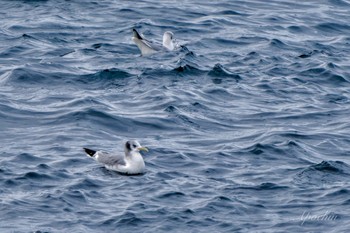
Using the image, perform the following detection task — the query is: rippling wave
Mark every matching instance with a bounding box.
[1,0,350,232]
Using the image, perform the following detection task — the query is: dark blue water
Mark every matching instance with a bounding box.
[1,0,350,232]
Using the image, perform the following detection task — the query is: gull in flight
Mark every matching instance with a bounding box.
[84,140,148,175]
[132,28,177,56]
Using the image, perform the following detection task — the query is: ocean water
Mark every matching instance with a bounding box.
[1,0,350,232]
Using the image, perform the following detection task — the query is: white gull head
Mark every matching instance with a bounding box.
[162,31,175,51]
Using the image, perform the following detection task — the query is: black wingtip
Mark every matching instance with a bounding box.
[132,28,142,40]
[84,148,96,157]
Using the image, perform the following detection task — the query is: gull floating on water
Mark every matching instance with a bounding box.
[84,140,148,175]
[132,28,176,56]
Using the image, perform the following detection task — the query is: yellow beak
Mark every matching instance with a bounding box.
[138,147,149,152]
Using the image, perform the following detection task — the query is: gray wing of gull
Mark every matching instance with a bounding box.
[133,29,163,51]
[142,38,163,51]
[95,151,126,166]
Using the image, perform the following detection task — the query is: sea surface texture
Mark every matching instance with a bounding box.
[1,0,350,232]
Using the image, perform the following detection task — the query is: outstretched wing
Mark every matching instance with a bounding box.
[132,28,163,53]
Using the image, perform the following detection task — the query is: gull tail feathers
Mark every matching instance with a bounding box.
[84,148,96,157]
